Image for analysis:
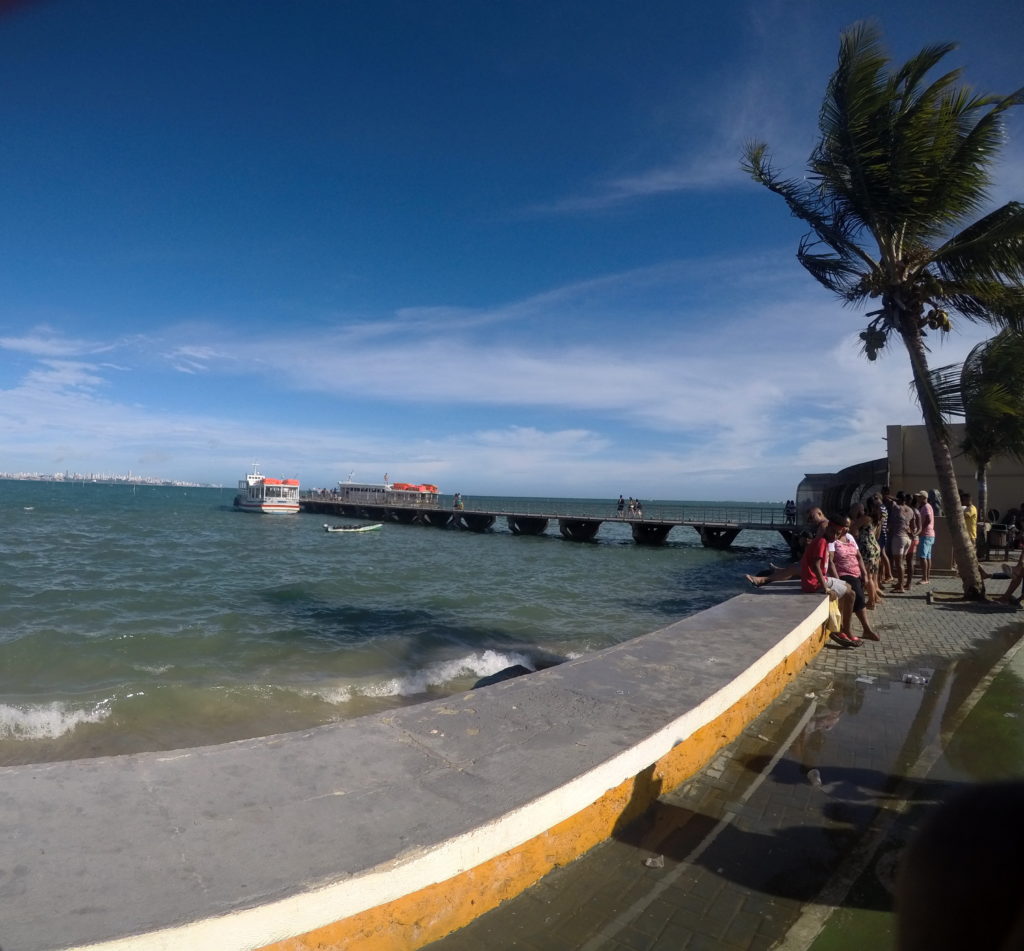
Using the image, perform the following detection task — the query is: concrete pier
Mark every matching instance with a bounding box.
[1,592,828,951]
[301,496,803,550]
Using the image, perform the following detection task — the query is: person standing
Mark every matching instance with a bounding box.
[960,491,979,548]
[832,517,880,641]
[852,500,882,608]
[888,492,916,593]
[878,487,894,584]
[915,490,936,584]
[904,494,922,587]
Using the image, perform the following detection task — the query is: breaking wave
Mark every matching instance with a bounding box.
[0,701,112,740]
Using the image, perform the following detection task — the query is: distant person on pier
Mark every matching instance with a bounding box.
[785,500,797,524]
[617,495,625,516]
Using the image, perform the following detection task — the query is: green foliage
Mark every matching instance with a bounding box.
[742,20,1024,349]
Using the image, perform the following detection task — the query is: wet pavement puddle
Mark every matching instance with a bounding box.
[427,613,1024,951]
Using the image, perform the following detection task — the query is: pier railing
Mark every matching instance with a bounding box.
[455,500,791,526]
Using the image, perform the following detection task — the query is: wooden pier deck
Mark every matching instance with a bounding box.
[300,495,802,550]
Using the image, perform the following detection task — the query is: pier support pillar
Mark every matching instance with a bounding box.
[778,529,804,560]
[697,526,740,549]
[421,511,454,528]
[558,519,602,542]
[631,523,672,546]
[507,516,549,536]
[458,514,495,533]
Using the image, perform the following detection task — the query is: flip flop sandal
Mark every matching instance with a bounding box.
[829,632,859,648]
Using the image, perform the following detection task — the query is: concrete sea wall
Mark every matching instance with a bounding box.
[1,588,828,951]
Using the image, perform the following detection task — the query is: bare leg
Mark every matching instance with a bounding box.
[856,607,879,639]
[879,547,892,583]
[745,563,798,587]
[891,546,906,592]
[864,569,876,607]
[996,569,1024,603]
[840,588,855,635]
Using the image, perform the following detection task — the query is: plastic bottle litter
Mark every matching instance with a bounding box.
[903,672,929,685]
[644,855,665,868]
[807,768,823,787]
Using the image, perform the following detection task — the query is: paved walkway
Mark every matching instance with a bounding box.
[426,574,1024,951]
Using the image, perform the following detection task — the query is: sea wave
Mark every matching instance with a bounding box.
[0,701,111,740]
[301,649,538,704]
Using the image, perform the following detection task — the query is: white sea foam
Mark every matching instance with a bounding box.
[0,701,111,740]
[300,685,354,704]
[364,649,535,699]
[298,650,537,705]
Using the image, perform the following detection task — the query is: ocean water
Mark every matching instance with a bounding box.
[0,481,790,765]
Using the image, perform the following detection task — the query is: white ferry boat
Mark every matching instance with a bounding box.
[335,475,439,506]
[234,464,300,514]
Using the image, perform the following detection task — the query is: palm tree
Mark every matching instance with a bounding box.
[927,329,1024,546]
[742,21,1024,598]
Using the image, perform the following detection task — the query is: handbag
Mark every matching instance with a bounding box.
[825,597,842,633]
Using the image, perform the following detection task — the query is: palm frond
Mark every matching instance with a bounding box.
[935,201,1024,285]
[924,360,967,419]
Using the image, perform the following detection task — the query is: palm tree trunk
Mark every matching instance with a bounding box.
[899,321,985,598]
[976,462,989,559]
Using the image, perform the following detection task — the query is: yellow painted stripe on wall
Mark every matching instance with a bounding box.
[260,624,827,951]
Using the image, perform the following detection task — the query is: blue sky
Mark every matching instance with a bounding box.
[1,0,1021,499]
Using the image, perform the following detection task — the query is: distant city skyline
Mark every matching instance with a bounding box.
[1,1,1020,500]
[1,470,215,487]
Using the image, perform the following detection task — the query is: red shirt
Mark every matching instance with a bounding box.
[801,536,828,592]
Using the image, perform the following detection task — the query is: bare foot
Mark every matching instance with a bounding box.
[745,574,765,588]
[862,630,881,641]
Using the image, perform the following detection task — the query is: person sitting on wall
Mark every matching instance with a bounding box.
[804,516,859,648]
[745,508,828,587]
[994,548,1024,605]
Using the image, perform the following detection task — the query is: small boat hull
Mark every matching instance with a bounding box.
[324,523,383,533]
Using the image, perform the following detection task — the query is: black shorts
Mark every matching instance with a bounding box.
[841,574,865,612]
